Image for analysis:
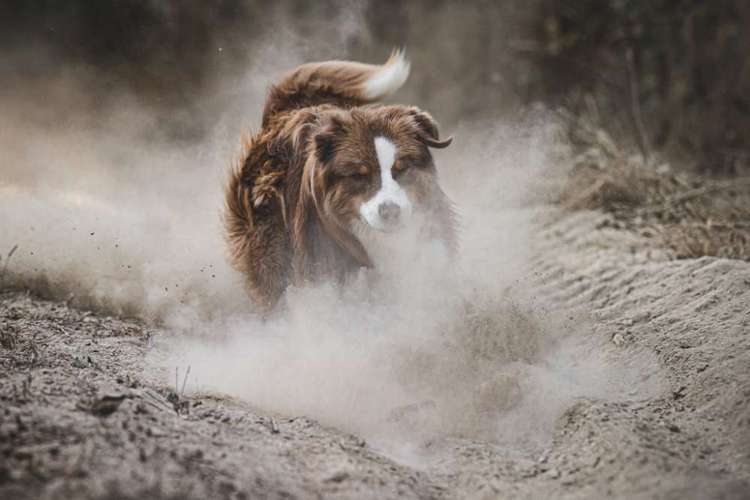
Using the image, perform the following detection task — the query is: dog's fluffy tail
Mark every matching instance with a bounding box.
[262,49,411,125]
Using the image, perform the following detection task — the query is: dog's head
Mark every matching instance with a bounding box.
[301,105,452,248]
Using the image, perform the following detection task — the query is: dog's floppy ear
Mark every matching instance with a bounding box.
[313,115,345,164]
[408,108,453,149]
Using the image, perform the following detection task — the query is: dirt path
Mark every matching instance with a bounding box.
[2,210,749,499]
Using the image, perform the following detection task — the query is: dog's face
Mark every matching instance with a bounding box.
[306,106,452,235]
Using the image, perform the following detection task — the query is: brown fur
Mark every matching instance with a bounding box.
[224,54,456,311]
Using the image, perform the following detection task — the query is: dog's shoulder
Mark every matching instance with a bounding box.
[234,105,335,228]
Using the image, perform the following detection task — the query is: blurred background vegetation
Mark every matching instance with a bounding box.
[1,0,748,175]
[534,0,750,175]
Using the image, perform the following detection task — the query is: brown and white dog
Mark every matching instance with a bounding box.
[224,51,456,311]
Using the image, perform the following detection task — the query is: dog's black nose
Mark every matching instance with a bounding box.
[378,201,400,223]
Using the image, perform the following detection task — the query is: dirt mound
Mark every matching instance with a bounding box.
[2,210,749,499]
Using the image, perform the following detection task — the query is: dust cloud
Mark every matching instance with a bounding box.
[153,118,663,461]
[0,2,663,462]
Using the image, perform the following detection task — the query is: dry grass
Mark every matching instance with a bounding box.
[558,110,750,262]
[0,324,17,350]
[661,223,750,262]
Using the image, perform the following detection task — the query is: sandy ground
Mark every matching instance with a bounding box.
[1,209,749,500]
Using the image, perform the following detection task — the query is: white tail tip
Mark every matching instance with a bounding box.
[363,49,411,100]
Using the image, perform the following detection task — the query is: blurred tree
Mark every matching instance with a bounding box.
[534,0,750,174]
[1,0,746,172]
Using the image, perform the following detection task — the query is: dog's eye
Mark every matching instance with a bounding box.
[392,165,407,178]
[392,160,412,178]
[336,164,369,179]
[350,164,370,177]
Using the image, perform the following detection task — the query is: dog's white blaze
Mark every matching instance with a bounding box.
[360,136,412,230]
[363,51,411,99]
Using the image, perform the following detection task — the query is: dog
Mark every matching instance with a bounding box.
[224,50,456,311]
